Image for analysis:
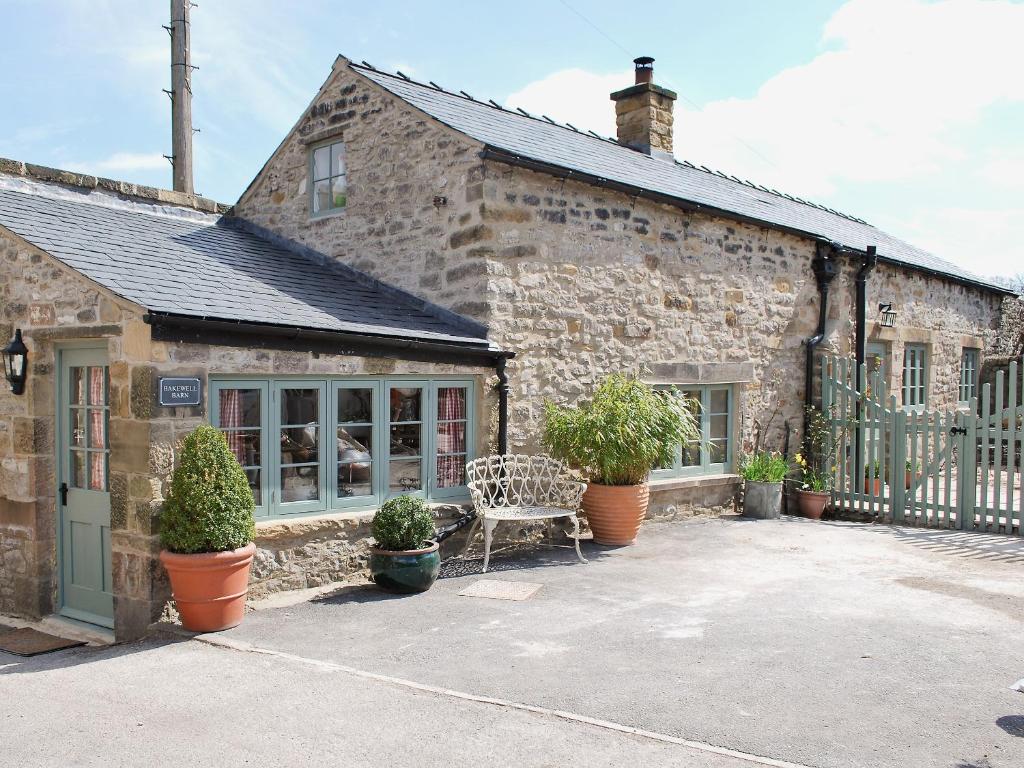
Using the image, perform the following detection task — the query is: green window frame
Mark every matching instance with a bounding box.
[309,139,347,217]
[902,344,928,410]
[210,377,474,519]
[651,384,734,478]
[959,348,979,405]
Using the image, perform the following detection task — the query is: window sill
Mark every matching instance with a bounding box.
[648,473,741,493]
[308,209,347,223]
[254,497,472,538]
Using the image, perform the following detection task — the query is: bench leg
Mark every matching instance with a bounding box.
[459,517,481,559]
[571,515,588,564]
[482,517,497,573]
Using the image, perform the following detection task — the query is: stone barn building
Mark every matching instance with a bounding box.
[0,55,1011,640]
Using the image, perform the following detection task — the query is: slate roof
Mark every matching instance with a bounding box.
[0,176,492,347]
[355,63,1010,294]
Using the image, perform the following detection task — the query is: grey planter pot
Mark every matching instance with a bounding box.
[743,480,783,519]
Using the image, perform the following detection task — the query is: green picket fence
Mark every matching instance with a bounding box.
[822,357,1023,534]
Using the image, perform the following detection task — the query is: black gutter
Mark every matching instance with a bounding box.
[804,242,839,447]
[143,312,509,365]
[479,147,1014,297]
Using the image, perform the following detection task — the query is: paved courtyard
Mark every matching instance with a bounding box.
[3,516,1024,767]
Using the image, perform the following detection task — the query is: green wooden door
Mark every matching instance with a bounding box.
[58,348,113,627]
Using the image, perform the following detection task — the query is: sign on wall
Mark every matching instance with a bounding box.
[158,377,202,407]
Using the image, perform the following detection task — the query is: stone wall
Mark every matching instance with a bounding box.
[234,58,490,326]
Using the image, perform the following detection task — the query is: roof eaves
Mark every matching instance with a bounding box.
[478,147,1015,296]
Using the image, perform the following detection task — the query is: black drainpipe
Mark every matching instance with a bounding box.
[804,242,840,448]
[854,245,878,373]
[853,245,878,481]
[435,352,514,544]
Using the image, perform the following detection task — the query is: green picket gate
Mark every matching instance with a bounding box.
[822,357,1024,534]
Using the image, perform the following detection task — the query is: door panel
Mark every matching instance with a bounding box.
[59,348,113,627]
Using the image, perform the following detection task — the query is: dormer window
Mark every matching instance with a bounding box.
[310,140,347,216]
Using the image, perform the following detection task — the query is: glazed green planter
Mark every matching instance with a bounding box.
[369,540,440,593]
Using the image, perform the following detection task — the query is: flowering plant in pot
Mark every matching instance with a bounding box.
[369,495,440,593]
[159,425,257,632]
[739,451,789,519]
[543,374,699,545]
[864,459,883,495]
[792,406,843,519]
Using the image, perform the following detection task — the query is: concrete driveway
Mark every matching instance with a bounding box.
[3,516,1024,767]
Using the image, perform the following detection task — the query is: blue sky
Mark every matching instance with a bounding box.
[1,0,1021,279]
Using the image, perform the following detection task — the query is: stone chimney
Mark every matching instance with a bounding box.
[610,57,677,159]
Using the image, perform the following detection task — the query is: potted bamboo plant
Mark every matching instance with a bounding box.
[542,374,699,546]
[159,425,257,632]
[739,451,789,518]
[369,495,440,593]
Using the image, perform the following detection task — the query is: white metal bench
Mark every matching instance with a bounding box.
[464,454,588,572]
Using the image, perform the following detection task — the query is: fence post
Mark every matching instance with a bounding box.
[957,396,979,531]
[891,397,906,525]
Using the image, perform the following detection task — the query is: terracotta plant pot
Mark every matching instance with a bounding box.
[743,480,783,519]
[582,482,650,546]
[864,477,882,495]
[369,541,441,593]
[160,543,256,632]
[904,471,922,490]
[796,489,830,520]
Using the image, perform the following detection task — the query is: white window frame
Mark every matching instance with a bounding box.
[651,384,734,478]
[902,344,928,410]
[210,376,475,520]
[959,348,979,405]
[309,139,347,218]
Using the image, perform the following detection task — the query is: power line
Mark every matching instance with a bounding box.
[554,0,780,171]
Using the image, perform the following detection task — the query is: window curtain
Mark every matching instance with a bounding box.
[436,387,466,488]
[88,367,106,490]
[219,389,245,464]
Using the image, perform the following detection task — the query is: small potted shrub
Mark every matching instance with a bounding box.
[864,460,882,495]
[543,374,699,545]
[369,495,440,593]
[739,451,789,519]
[159,425,257,632]
[904,460,921,490]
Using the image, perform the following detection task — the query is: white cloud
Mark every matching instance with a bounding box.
[506,68,627,138]
[503,0,1024,278]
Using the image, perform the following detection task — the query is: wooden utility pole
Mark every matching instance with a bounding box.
[169,0,194,194]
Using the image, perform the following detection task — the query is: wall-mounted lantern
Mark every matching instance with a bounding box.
[878,303,897,328]
[2,329,28,395]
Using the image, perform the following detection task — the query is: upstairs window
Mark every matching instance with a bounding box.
[959,348,979,404]
[310,140,347,216]
[902,344,928,409]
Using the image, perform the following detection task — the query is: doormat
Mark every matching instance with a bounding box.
[458,579,543,601]
[0,627,87,657]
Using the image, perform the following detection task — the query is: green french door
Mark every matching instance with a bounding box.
[58,348,113,627]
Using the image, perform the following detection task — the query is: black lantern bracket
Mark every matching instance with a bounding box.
[2,329,29,395]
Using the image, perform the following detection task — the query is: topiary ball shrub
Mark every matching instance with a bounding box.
[160,424,256,554]
[371,495,436,551]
